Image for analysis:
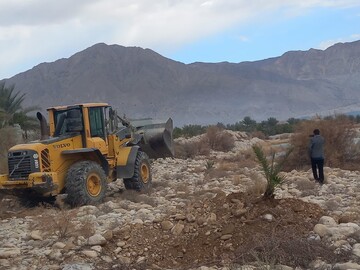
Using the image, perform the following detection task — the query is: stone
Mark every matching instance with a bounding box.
[88,234,107,246]
[333,262,360,269]
[0,259,10,267]
[116,241,126,247]
[274,265,293,270]
[308,259,331,270]
[222,224,235,235]
[174,214,186,220]
[353,243,360,257]
[91,245,102,252]
[52,242,66,249]
[78,205,99,216]
[48,250,63,261]
[319,216,337,226]
[82,250,98,258]
[133,218,144,224]
[220,234,232,240]
[171,223,185,235]
[161,220,174,230]
[186,214,196,223]
[197,216,207,226]
[232,208,247,217]
[30,230,43,240]
[313,224,329,238]
[291,203,304,212]
[102,230,113,241]
[0,248,21,258]
[262,214,274,221]
[64,242,77,251]
[117,255,131,265]
[207,213,217,224]
[62,263,94,270]
[136,256,146,263]
[101,255,113,263]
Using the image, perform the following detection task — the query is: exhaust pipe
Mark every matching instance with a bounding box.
[37,112,49,140]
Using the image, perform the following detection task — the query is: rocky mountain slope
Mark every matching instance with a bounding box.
[2,40,360,126]
[1,132,360,269]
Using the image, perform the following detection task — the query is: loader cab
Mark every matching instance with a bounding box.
[49,103,110,155]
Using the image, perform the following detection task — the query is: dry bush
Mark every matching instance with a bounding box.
[191,166,206,174]
[206,125,220,149]
[174,126,235,159]
[197,138,212,155]
[250,130,266,140]
[174,140,210,159]
[175,183,190,193]
[78,217,96,238]
[174,141,198,159]
[217,161,237,172]
[246,172,267,197]
[227,149,258,169]
[232,175,242,185]
[294,178,316,191]
[235,228,351,267]
[205,126,235,152]
[205,166,230,180]
[284,116,359,171]
[32,209,78,239]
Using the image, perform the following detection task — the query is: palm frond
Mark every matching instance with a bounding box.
[0,83,39,129]
[252,144,292,198]
[252,145,270,178]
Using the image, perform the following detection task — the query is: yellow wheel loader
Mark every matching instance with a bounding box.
[0,103,174,207]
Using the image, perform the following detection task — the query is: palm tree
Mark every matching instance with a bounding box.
[252,145,293,198]
[0,82,39,135]
[0,82,25,126]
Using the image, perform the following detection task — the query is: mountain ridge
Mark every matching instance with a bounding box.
[2,40,360,126]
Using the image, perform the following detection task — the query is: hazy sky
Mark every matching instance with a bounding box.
[0,0,359,79]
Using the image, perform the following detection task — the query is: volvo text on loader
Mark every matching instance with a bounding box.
[0,103,174,207]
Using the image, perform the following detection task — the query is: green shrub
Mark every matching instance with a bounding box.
[205,160,215,171]
[252,144,292,198]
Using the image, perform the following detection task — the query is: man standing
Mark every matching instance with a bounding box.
[309,129,325,184]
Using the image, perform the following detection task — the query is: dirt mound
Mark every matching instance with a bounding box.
[96,192,338,269]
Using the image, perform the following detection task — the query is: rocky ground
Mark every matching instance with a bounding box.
[1,132,360,270]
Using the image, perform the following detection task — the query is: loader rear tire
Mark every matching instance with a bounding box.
[123,151,152,191]
[65,161,107,207]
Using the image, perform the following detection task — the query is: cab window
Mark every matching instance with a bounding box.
[89,107,105,139]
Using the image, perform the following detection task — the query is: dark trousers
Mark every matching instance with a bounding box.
[311,158,324,182]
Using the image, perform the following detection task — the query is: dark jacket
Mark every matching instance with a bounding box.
[309,135,325,159]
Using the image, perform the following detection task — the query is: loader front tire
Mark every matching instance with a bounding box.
[65,161,107,207]
[123,151,152,191]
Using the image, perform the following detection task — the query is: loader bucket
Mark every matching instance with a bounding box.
[130,118,174,159]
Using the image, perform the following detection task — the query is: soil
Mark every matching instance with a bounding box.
[100,192,334,269]
[0,191,351,270]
